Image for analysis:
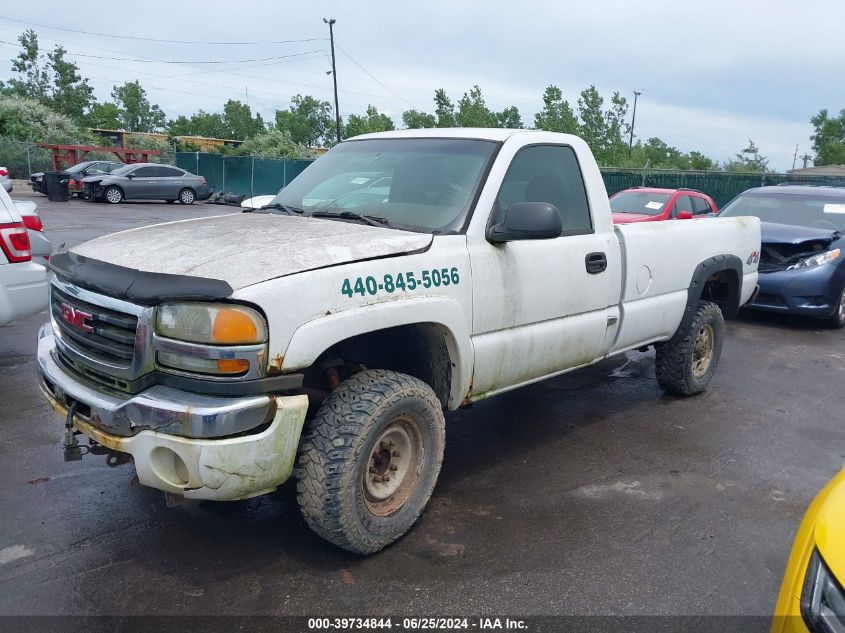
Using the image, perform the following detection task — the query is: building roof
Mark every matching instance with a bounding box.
[787,165,845,177]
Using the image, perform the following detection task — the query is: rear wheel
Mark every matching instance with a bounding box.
[103,186,123,204]
[655,300,724,396]
[178,188,195,205]
[296,369,445,555]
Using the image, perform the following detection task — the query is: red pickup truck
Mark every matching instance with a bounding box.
[610,187,718,223]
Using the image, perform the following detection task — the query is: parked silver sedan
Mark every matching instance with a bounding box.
[82,163,211,204]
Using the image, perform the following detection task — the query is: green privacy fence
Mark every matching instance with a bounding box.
[601,169,845,208]
[175,152,312,198]
[178,152,845,208]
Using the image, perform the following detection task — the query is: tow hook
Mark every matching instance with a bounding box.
[62,402,87,462]
[88,439,131,467]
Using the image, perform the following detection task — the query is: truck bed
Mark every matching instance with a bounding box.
[610,216,760,354]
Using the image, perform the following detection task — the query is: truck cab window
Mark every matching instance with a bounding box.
[494,145,592,233]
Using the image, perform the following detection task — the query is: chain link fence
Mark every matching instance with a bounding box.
[175,152,845,208]
[175,152,312,198]
[0,138,176,180]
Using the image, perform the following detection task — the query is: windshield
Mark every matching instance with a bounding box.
[719,191,845,231]
[110,164,137,176]
[67,162,96,174]
[609,191,672,216]
[268,138,498,232]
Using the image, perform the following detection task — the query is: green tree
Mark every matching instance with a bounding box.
[275,94,333,147]
[2,29,49,101]
[111,81,166,132]
[0,96,96,176]
[167,111,225,138]
[603,92,630,164]
[344,105,395,138]
[810,109,845,166]
[456,85,495,127]
[402,109,436,129]
[222,99,264,139]
[495,105,523,128]
[724,139,769,172]
[688,151,717,170]
[577,86,606,157]
[434,88,456,127]
[0,95,92,142]
[86,102,121,129]
[47,46,94,120]
[238,128,312,158]
[534,85,578,134]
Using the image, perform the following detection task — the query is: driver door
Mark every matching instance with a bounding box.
[468,144,619,395]
[126,166,159,199]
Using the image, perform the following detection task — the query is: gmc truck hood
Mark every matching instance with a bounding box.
[69,214,432,291]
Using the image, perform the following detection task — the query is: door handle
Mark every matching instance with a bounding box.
[585,252,607,274]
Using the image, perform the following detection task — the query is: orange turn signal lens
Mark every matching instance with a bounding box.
[216,359,250,374]
[212,308,262,344]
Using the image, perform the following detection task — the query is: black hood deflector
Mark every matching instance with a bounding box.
[49,251,234,306]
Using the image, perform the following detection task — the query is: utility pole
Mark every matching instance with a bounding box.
[628,90,642,157]
[800,153,812,169]
[324,18,341,145]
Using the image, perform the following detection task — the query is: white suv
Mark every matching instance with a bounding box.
[0,184,49,325]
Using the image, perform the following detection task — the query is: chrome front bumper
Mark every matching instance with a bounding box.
[37,324,309,500]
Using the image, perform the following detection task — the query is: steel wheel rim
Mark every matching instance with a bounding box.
[692,324,714,378]
[839,289,845,321]
[363,416,423,517]
[106,189,121,203]
[181,190,194,203]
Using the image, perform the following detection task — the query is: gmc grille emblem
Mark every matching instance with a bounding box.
[59,303,94,333]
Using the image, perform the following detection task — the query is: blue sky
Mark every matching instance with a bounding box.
[1,0,843,170]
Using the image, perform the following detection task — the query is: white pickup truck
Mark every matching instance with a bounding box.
[37,129,760,554]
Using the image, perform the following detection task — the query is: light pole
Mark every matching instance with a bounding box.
[324,18,341,145]
[628,90,642,157]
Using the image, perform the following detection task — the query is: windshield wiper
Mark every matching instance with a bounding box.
[245,202,304,216]
[310,210,391,227]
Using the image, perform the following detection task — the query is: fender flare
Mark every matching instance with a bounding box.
[675,254,743,338]
[281,297,473,410]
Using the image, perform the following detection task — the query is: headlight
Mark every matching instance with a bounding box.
[788,249,841,270]
[801,549,845,633]
[155,303,267,345]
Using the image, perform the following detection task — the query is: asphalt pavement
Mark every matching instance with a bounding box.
[0,193,843,617]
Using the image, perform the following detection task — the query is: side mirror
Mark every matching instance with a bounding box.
[488,201,562,243]
[126,173,135,179]
[677,210,693,220]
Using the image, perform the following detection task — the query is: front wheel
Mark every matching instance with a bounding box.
[103,186,123,204]
[296,369,445,555]
[655,300,725,396]
[826,287,845,329]
[178,188,195,205]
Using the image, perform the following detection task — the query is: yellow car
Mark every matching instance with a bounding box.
[773,468,845,633]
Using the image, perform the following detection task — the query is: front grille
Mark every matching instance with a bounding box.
[51,286,138,368]
[755,293,786,307]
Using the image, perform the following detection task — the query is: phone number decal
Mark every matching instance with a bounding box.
[341,268,460,298]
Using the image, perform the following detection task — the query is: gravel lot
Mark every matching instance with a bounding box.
[0,193,843,618]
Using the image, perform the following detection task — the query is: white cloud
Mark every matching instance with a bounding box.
[0,0,841,171]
